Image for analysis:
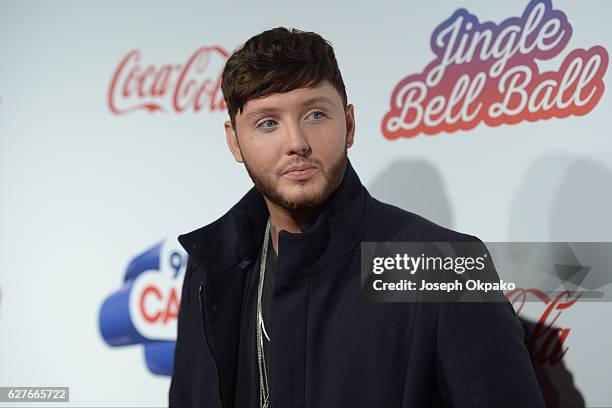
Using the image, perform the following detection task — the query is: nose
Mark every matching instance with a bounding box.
[284,121,312,156]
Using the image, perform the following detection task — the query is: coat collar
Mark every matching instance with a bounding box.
[178,158,374,282]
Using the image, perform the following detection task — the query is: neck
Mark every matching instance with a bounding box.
[264,199,319,256]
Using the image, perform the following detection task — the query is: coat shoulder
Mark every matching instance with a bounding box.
[366,195,482,243]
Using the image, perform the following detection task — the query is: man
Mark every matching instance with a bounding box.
[169,27,545,408]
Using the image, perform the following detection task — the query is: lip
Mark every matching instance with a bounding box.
[282,164,317,181]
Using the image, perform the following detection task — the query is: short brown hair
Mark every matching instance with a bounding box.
[221,27,348,129]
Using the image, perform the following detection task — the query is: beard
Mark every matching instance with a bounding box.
[243,148,348,211]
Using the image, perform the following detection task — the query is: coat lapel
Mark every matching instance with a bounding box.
[177,158,375,406]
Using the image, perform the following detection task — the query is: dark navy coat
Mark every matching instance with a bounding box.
[169,159,545,407]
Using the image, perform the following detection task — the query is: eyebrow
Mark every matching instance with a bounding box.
[242,96,335,122]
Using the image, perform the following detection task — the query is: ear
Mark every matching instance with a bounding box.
[224,120,244,163]
[345,104,355,149]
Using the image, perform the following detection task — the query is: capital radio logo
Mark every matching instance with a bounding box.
[382,0,609,139]
[98,239,187,376]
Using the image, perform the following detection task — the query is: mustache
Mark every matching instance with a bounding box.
[278,158,320,175]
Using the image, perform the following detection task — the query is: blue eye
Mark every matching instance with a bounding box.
[258,119,277,130]
[309,111,326,120]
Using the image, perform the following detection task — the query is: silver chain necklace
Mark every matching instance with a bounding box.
[257,218,272,408]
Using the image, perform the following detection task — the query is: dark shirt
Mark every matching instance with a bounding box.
[172,160,545,408]
[234,232,277,408]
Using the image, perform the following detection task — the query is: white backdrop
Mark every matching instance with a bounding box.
[1,0,611,406]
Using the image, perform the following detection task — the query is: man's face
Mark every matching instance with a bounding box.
[225,80,355,210]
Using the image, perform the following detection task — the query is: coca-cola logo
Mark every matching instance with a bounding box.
[382,0,609,139]
[506,288,581,365]
[108,46,229,115]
